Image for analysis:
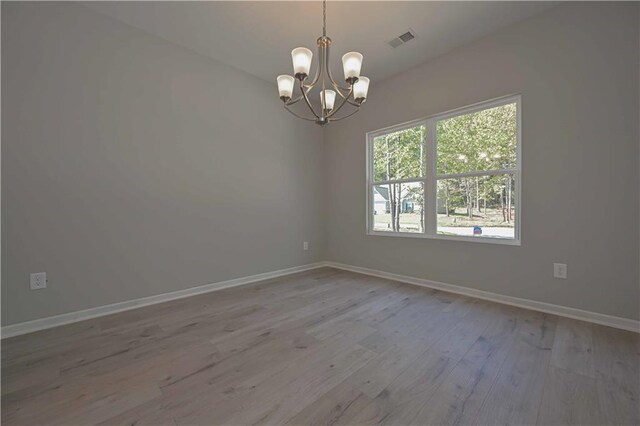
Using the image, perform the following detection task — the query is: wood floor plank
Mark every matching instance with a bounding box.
[537,365,601,425]
[346,300,496,425]
[473,311,557,426]
[345,336,428,399]
[2,267,638,426]
[409,304,521,425]
[170,338,376,424]
[591,324,640,425]
[550,317,595,378]
[218,345,377,425]
[284,381,372,426]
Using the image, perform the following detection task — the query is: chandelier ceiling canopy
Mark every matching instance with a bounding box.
[276,0,370,126]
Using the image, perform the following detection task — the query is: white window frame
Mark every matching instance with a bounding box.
[366,94,521,246]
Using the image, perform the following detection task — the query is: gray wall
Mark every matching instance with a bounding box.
[2,2,325,325]
[325,2,640,320]
[3,2,638,326]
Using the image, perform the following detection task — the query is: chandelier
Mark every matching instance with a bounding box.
[276,0,370,126]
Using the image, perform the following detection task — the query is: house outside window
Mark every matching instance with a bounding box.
[366,95,521,245]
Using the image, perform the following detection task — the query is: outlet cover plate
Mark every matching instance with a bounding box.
[30,272,47,290]
[553,263,567,279]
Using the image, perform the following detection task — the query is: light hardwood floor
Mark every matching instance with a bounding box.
[2,268,639,425]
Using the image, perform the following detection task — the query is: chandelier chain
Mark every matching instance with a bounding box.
[322,0,326,37]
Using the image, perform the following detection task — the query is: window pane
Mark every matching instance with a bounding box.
[436,103,517,175]
[437,174,516,239]
[372,182,424,233]
[372,125,425,182]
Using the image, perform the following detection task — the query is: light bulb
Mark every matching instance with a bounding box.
[276,75,294,100]
[342,52,363,83]
[291,47,312,79]
[353,76,370,102]
[320,90,336,110]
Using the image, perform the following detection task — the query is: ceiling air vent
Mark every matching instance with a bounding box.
[388,29,416,48]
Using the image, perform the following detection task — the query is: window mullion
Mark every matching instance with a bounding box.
[425,119,437,236]
[435,169,518,179]
[372,177,427,185]
[366,135,373,234]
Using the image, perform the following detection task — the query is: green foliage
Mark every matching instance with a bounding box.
[373,125,424,182]
[436,103,516,175]
[437,175,516,214]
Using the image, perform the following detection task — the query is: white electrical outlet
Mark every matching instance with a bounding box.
[30,272,47,290]
[553,263,567,279]
[303,241,309,251]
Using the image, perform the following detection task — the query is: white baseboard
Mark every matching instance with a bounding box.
[1,262,327,339]
[325,261,640,333]
[4,260,637,338]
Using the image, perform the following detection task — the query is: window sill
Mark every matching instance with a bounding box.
[367,230,521,246]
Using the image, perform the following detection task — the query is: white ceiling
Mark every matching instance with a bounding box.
[84,1,560,84]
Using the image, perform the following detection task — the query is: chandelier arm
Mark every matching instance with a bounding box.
[303,40,327,90]
[300,80,320,119]
[326,87,355,119]
[323,44,352,97]
[329,107,361,122]
[327,73,351,99]
[345,97,362,107]
[284,95,304,106]
[284,103,317,121]
[304,63,321,90]
[330,81,351,99]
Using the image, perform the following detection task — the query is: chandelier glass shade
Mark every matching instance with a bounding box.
[276,0,369,125]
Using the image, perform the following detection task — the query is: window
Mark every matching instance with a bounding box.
[367,95,520,244]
